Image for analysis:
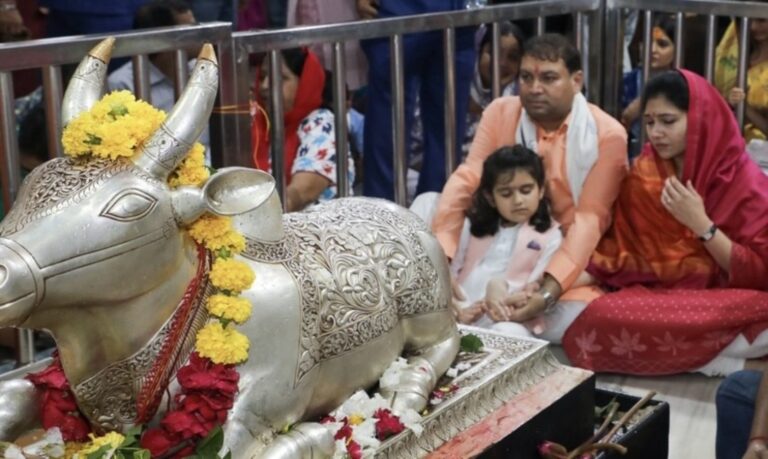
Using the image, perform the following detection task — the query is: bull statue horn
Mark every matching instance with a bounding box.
[61,37,115,126]
[134,44,219,179]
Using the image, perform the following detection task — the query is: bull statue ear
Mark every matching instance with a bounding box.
[202,167,275,216]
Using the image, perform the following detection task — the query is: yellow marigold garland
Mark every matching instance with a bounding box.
[209,258,255,294]
[207,294,252,324]
[196,321,250,364]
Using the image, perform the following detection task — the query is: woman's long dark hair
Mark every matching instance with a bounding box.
[467,145,551,237]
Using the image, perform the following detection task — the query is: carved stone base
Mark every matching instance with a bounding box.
[375,326,594,458]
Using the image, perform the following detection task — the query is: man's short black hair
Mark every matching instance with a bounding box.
[522,33,582,73]
[134,0,192,29]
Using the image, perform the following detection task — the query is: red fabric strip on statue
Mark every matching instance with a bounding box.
[251,49,325,185]
[564,70,768,374]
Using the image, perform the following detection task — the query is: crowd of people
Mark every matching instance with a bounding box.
[5,1,768,457]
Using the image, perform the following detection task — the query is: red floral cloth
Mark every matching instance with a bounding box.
[564,287,768,374]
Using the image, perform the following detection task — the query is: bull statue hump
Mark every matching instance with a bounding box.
[0,38,459,459]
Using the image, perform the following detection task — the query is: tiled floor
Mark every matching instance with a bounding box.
[597,372,722,459]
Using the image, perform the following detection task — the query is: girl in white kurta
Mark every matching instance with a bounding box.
[449,145,562,337]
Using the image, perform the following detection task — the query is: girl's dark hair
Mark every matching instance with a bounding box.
[467,145,552,237]
[641,70,689,111]
[478,21,526,54]
[281,48,334,110]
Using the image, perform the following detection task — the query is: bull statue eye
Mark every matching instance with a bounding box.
[100,190,158,222]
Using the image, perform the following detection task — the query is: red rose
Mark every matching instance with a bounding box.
[29,358,91,442]
[171,445,196,459]
[162,411,208,440]
[373,409,404,440]
[346,440,363,459]
[27,362,70,390]
[53,410,90,442]
[334,419,353,440]
[176,353,239,395]
[319,415,336,424]
[141,427,181,457]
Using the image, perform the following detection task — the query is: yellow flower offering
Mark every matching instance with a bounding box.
[188,215,246,254]
[77,431,125,456]
[210,258,255,293]
[207,294,252,324]
[169,142,210,188]
[196,321,250,364]
[62,91,165,159]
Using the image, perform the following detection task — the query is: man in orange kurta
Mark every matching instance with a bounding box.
[433,34,628,323]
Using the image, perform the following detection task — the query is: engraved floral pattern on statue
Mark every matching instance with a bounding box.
[243,198,446,385]
[0,158,134,236]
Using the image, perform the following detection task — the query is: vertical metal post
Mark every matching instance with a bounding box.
[575,12,585,51]
[575,12,589,99]
[215,39,251,168]
[640,10,653,146]
[269,49,286,209]
[173,49,189,100]
[0,72,34,365]
[332,41,349,198]
[16,331,34,366]
[132,54,152,103]
[600,6,622,115]
[704,15,717,83]
[737,18,750,129]
[674,12,685,68]
[390,34,407,206]
[536,16,546,36]
[42,65,63,158]
[491,22,501,99]
[0,72,20,214]
[588,5,604,106]
[443,28,457,178]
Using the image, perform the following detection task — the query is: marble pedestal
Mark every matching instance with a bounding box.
[376,326,595,458]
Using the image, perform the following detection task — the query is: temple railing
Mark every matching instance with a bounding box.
[603,0,768,132]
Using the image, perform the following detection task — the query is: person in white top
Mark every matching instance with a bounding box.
[447,145,562,337]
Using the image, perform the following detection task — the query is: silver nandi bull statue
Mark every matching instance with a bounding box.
[0,39,459,457]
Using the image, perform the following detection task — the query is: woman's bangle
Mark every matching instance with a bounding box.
[749,436,768,445]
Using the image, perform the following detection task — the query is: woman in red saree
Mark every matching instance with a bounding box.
[563,69,768,375]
